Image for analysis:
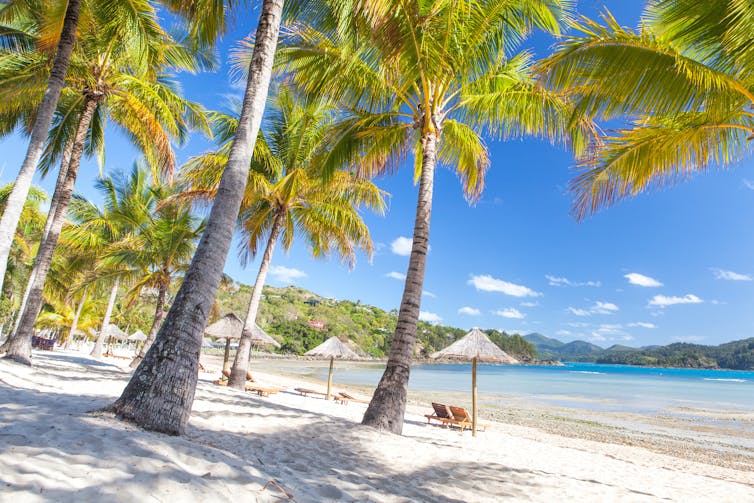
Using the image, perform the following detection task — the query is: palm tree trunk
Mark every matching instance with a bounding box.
[91,277,119,359]
[112,0,284,435]
[0,0,82,296]
[129,284,167,368]
[13,139,74,333]
[64,286,88,349]
[228,212,283,389]
[4,95,100,365]
[362,128,438,434]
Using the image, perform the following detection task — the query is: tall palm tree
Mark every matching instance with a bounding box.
[180,88,386,389]
[538,1,754,218]
[113,0,285,435]
[2,1,209,364]
[0,0,229,296]
[279,0,588,433]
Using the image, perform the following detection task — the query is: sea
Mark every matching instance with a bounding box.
[307,361,754,415]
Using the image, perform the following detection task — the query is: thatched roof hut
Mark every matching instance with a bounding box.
[249,324,280,349]
[305,336,359,359]
[204,313,244,340]
[102,323,128,341]
[431,328,518,364]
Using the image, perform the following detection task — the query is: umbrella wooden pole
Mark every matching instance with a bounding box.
[223,338,232,374]
[472,357,478,437]
[326,356,334,400]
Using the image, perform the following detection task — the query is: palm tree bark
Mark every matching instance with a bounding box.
[4,94,99,365]
[112,0,284,435]
[13,139,74,333]
[362,128,437,434]
[129,284,167,368]
[91,277,119,359]
[228,212,283,389]
[64,286,88,349]
[0,0,82,296]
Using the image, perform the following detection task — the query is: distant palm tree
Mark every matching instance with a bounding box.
[180,88,386,389]
[538,1,754,218]
[0,0,226,296]
[114,0,285,435]
[2,1,209,364]
[279,0,587,433]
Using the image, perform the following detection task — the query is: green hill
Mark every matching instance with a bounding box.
[213,283,537,361]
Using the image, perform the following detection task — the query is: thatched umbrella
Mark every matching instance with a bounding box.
[248,324,281,349]
[431,328,519,436]
[128,329,147,342]
[204,313,244,372]
[102,323,128,341]
[305,336,359,399]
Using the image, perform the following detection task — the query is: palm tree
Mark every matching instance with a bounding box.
[180,88,386,389]
[0,0,229,296]
[2,1,209,364]
[96,166,203,368]
[113,0,285,435]
[538,1,754,218]
[278,0,588,433]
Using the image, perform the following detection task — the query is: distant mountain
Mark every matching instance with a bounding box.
[524,333,754,370]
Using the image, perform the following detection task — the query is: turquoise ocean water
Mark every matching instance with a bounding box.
[319,362,754,414]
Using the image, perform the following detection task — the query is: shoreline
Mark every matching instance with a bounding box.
[1,350,752,501]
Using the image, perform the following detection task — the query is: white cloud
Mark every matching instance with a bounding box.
[385,271,406,280]
[419,311,442,324]
[625,273,663,287]
[566,322,590,328]
[648,294,703,307]
[592,301,619,314]
[555,330,572,336]
[568,307,591,317]
[627,322,656,329]
[269,265,307,284]
[468,275,542,298]
[458,306,480,316]
[743,179,754,191]
[495,308,526,319]
[672,335,705,342]
[568,301,619,316]
[391,237,413,256]
[423,290,437,298]
[546,275,601,287]
[590,333,606,342]
[711,268,752,281]
[520,301,539,307]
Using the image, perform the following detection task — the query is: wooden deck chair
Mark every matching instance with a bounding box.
[425,402,459,427]
[245,384,283,397]
[334,392,369,405]
[449,406,488,432]
[295,388,327,398]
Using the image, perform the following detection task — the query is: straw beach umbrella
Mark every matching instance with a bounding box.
[128,330,147,342]
[204,313,244,372]
[305,336,359,400]
[431,328,518,436]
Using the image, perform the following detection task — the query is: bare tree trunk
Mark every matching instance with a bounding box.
[228,213,283,389]
[129,284,167,368]
[13,139,74,333]
[0,0,82,296]
[91,277,119,359]
[362,128,438,434]
[64,286,87,349]
[4,95,100,365]
[112,0,284,435]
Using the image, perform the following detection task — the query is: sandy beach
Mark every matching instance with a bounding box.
[1,350,753,502]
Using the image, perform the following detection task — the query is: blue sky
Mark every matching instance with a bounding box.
[2,1,753,347]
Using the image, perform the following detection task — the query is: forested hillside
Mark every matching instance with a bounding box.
[213,283,537,360]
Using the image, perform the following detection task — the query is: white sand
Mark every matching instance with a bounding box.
[1,351,752,502]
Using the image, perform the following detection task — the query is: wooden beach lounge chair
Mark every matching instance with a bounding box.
[334,391,369,405]
[425,402,458,427]
[214,369,255,386]
[449,405,488,432]
[295,388,327,398]
[245,384,283,397]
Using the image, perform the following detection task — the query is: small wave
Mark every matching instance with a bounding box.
[703,378,747,383]
[569,371,604,375]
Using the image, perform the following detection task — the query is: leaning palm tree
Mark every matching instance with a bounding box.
[538,1,754,218]
[278,0,588,433]
[0,0,229,296]
[2,1,210,364]
[180,88,386,389]
[113,0,285,434]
